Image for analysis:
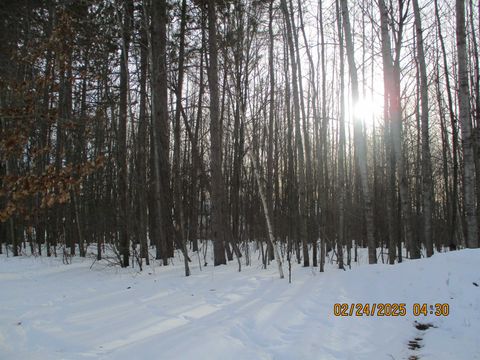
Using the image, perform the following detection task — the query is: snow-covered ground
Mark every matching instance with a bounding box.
[0,245,479,360]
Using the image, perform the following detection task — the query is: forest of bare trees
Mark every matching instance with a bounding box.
[1,0,479,275]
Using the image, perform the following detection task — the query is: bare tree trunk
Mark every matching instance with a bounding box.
[336,0,345,270]
[457,0,479,248]
[468,0,480,236]
[298,0,318,267]
[207,0,227,265]
[340,0,376,264]
[435,0,461,248]
[318,0,327,272]
[138,6,149,266]
[117,0,133,267]
[378,0,414,259]
[173,0,190,276]
[266,0,275,262]
[188,22,206,253]
[151,0,172,265]
[250,146,284,279]
[280,0,308,266]
[413,0,433,257]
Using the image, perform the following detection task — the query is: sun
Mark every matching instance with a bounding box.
[351,94,383,129]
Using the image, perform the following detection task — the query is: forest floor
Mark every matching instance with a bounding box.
[0,244,479,360]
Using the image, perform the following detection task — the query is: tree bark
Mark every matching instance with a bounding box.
[207,0,227,265]
[456,0,479,248]
[151,0,173,265]
[280,0,309,267]
[340,0,376,264]
[413,0,433,257]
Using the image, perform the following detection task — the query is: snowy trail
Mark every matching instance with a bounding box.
[1,249,479,359]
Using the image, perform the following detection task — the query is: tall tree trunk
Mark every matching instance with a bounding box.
[336,0,345,270]
[173,0,190,276]
[138,7,149,266]
[456,0,479,248]
[266,0,275,262]
[435,0,460,248]
[118,0,133,267]
[413,0,433,257]
[280,0,308,267]
[207,0,227,265]
[318,0,327,272]
[298,0,318,267]
[378,0,414,259]
[340,0,376,264]
[151,0,173,265]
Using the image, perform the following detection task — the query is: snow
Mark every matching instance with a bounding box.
[0,246,479,360]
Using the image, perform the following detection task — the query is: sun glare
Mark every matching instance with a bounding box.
[351,95,383,129]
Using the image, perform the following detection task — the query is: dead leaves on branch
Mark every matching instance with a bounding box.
[0,156,105,223]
